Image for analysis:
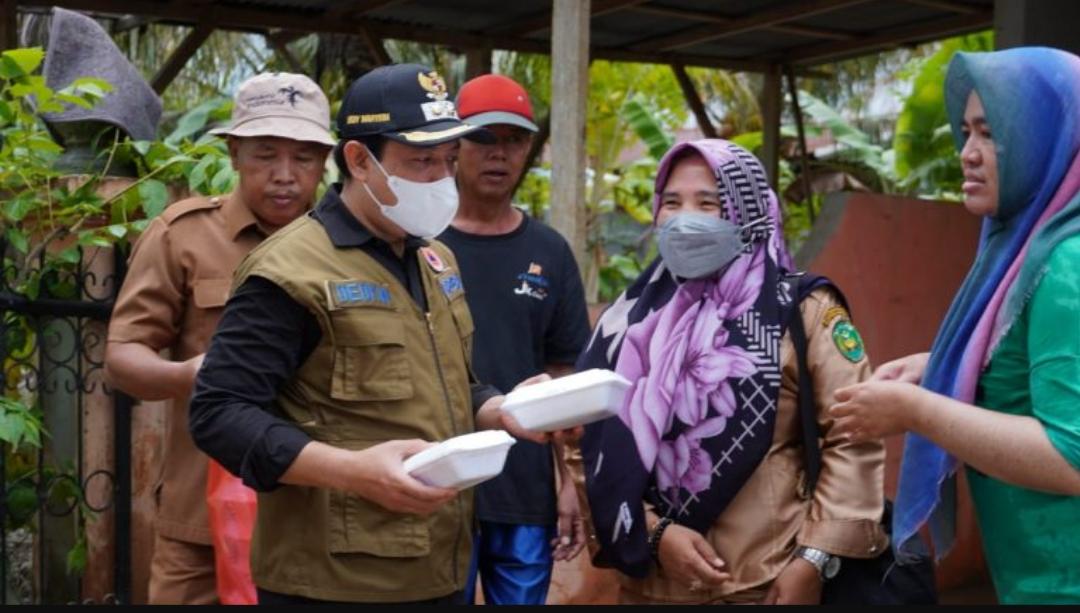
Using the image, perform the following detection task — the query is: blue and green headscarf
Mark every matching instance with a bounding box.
[895,47,1080,561]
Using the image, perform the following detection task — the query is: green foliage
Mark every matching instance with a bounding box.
[893,32,993,197]
[797,90,889,178]
[580,62,688,300]
[609,158,659,227]
[686,66,761,136]
[0,49,236,585]
[494,51,552,120]
[598,254,643,303]
[0,48,110,298]
[621,94,674,162]
[0,396,43,450]
[66,533,88,576]
[516,165,551,221]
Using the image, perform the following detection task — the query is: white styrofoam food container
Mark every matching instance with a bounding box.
[500,368,631,432]
[403,430,516,490]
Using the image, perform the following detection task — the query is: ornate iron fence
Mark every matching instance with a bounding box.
[1,241,130,604]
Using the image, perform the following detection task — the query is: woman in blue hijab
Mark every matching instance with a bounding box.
[830,47,1080,604]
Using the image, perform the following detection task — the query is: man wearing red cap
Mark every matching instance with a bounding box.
[442,74,592,605]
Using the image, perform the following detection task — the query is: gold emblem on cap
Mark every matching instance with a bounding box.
[418,71,454,118]
[418,71,448,99]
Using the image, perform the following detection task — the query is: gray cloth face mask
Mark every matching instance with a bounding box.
[656,212,767,279]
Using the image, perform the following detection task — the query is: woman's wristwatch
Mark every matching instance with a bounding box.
[647,517,674,566]
[795,546,841,581]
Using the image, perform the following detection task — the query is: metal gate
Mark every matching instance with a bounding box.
[1,242,131,604]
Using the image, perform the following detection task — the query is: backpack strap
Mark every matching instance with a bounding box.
[785,273,849,496]
[789,293,823,497]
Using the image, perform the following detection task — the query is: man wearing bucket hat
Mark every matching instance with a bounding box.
[188,63,553,604]
[440,74,591,605]
[105,72,333,604]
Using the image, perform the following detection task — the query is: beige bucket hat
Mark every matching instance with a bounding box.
[211,72,335,147]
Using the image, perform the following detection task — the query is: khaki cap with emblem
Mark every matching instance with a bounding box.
[337,63,493,146]
[210,72,335,147]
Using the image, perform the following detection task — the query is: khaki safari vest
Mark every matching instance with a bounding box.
[233,214,476,603]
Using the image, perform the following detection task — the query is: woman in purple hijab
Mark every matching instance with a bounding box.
[567,140,887,604]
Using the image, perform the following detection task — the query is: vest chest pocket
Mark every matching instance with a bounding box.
[330,311,414,401]
[192,278,231,309]
[447,295,475,359]
[191,278,231,345]
[328,484,431,557]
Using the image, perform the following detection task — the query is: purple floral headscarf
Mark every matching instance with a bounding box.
[577,140,801,577]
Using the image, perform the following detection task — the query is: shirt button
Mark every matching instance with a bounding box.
[870,545,878,553]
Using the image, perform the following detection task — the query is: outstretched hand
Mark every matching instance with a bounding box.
[830,380,925,443]
[346,439,459,515]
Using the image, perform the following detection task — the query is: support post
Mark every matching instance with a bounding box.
[550,0,590,271]
[760,64,782,188]
[1,0,17,50]
[784,64,815,222]
[464,47,492,81]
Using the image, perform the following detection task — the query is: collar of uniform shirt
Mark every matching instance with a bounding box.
[222,191,269,240]
[312,183,427,251]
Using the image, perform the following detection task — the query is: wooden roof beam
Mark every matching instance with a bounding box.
[632,0,872,52]
[19,0,827,74]
[783,11,992,66]
[264,31,304,73]
[151,21,213,94]
[363,19,772,72]
[266,29,306,46]
[899,0,982,15]
[112,15,157,32]
[323,0,404,22]
[19,1,765,72]
[18,0,367,34]
[359,25,392,67]
[490,0,648,38]
[627,5,854,41]
[671,63,718,139]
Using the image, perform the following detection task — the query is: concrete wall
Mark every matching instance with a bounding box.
[795,192,989,595]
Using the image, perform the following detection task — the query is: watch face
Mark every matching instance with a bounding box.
[824,556,841,579]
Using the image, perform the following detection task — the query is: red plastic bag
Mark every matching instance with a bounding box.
[206,459,258,604]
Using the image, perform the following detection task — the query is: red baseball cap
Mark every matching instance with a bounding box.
[456,74,539,133]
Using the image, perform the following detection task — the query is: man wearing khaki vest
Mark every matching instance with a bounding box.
[105,72,334,604]
[188,64,551,605]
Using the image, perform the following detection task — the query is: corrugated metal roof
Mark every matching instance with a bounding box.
[19,0,995,71]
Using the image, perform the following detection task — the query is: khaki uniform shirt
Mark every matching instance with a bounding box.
[107,193,266,544]
[568,287,888,604]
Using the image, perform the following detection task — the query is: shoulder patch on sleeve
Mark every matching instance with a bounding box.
[160,195,222,225]
[822,305,850,329]
[832,320,866,363]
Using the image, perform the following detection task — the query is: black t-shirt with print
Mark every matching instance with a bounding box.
[440,214,591,525]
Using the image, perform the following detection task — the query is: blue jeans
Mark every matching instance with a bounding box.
[465,521,556,605]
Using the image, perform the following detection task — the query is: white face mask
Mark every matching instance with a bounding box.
[362,149,459,238]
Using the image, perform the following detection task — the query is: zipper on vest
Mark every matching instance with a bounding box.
[425,310,463,585]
